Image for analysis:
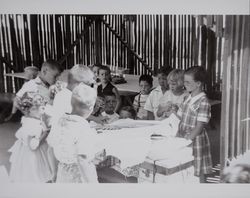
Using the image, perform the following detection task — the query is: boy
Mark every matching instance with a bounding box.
[177,66,212,183]
[101,93,119,124]
[144,66,173,120]
[5,59,62,121]
[97,65,121,113]
[49,83,99,183]
[133,74,153,120]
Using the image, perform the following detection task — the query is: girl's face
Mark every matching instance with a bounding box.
[104,95,117,114]
[184,74,200,93]
[119,110,133,119]
[92,66,99,78]
[139,80,152,95]
[99,69,110,83]
[157,73,168,89]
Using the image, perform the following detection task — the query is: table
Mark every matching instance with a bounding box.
[4,70,158,96]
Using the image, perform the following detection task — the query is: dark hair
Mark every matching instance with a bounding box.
[42,59,62,72]
[120,106,137,119]
[139,74,153,87]
[185,66,207,84]
[157,66,173,76]
[98,65,111,74]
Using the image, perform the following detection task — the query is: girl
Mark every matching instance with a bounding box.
[49,83,99,183]
[157,69,189,119]
[119,106,137,120]
[176,66,213,183]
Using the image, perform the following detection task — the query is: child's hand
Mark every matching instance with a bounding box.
[4,113,14,122]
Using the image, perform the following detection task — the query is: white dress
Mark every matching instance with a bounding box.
[8,117,53,182]
[49,114,99,183]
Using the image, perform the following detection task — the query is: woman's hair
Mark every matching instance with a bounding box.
[167,69,185,87]
[185,66,207,84]
[139,74,153,87]
[221,164,250,183]
[119,106,137,119]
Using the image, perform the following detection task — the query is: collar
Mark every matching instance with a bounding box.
[185,92,206,105]
[154,86,163,92]
[35,76,50,88]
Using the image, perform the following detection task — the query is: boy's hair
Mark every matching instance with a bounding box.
[185,66,207,84]
[120,106,137,119]
[103,92,116,99]
[221,164,250,183]
[71,83,97,112]
[167,69,185,87]
[157,66,173,76]
[68,64,95,87]
[42,59,62,72]
[98,65,111,74]
[139,74,153,87]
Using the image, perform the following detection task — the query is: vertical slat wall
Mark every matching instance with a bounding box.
[1,14,224,95]
[220,15,250,174]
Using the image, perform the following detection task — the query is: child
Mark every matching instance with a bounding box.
[119,106,137,120]
[133,74,153,120]
[157,69,189,119]
[49,83,99,183]
[100,93,119,124]
[97,65,121,113]
[144,66,173,120]
[176,66,212,183]
[8,59,61,182]
[51,64,96,124]
[91,64,101,84]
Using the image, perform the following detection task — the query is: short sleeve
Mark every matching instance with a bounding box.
[197,98,211,123]
[16,81,37,98]
[144,92,154,112]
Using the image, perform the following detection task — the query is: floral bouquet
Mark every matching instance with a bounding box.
[49,80,67,100]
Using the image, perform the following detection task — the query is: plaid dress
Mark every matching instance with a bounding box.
[177,92,212,176]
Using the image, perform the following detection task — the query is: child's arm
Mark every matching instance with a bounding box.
[112,87,122,113]
[156,103,172,117]
[87,114,108,125]
[185,121,206,140]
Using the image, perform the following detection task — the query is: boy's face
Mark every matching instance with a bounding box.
[104,95,117,114]
[157,73,168,89]
[119,110,133,119]
[168,78,181,92]
[42,67,60,85]
[184,74,200,93]
[139,80,152,95]
[99,69,110,83]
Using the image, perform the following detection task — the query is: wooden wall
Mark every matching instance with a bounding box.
[0,14,224,95]
[220,15,250,173]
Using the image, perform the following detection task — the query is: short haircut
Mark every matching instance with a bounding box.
[167,69,185,87]
[98,65,111,74]
[103,92,116,99]
[42,59,62,72]
[71,83,97,112]
[157,66,173,76]
[185,66,207,84]
[68,64,95,86]
[120,106,137,119]
[139,74,153,87]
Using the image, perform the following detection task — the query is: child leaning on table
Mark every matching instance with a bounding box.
[49,83,99,183]
[156,69,189,119]
[97,65,122,113]
[133,74,153,120]
[8,60,62,182]
[176,66,212,183]
[119,106,137,119]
